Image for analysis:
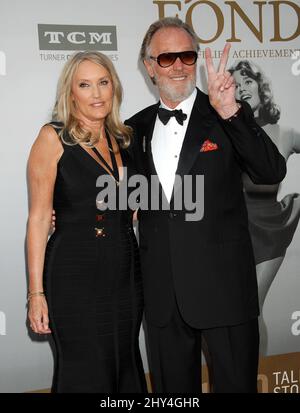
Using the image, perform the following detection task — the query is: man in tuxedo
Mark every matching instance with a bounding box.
[126,17,286,393]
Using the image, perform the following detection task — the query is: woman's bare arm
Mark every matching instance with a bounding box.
[27,125,63,334]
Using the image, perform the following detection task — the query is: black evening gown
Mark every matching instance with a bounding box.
[43,124,146,393]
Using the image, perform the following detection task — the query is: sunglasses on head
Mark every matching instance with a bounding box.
[149,51,198,68]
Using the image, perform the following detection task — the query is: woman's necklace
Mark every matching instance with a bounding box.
[91,133,120,186]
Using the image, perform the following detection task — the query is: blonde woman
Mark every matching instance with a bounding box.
[27,51,146,393]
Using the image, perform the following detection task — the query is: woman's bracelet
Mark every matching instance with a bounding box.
[27,291,45,301]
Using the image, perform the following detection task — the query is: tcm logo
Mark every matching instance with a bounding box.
[0,51,6,76]
[38,24,117,51]
[291,311,300,336]
[0,311,6,335]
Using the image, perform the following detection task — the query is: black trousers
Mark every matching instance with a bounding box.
[147,302,259,393]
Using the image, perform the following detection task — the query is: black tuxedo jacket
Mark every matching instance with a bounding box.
[126,88,286,329]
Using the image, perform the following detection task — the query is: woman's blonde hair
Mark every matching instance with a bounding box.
[52,51,131,148]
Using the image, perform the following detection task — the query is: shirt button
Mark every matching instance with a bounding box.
[174,131,178,135]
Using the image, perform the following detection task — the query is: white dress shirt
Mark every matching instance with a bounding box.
[151,89,197,202]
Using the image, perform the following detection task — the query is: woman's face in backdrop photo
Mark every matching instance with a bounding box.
[233,69,261,115]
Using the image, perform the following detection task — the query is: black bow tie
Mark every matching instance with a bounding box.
[157,107,187,126]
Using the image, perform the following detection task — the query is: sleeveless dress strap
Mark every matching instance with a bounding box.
[47,121,64,131]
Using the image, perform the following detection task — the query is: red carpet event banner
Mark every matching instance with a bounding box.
[0,0,299,392]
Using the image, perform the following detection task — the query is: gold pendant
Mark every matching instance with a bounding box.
[95,227,105,237]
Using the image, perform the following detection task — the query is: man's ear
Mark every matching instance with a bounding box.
[144,59,155,79]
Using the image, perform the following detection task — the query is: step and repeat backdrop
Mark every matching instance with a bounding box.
[0,0,299,393]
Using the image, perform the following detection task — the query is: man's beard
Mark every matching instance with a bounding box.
[154,74,196,104]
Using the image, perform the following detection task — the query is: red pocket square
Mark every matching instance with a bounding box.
[200,139,218,152]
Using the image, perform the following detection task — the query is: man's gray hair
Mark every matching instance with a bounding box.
[140,17,199,61]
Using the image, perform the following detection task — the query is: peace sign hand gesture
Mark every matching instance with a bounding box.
[205,43,240,119]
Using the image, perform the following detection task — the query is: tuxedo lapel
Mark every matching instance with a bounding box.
[171,90,217,201]
[175,89,217,178]
[137,103,159,178]
[134,90,217,205]
[145,122,157,178]
[139,102,171,205]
